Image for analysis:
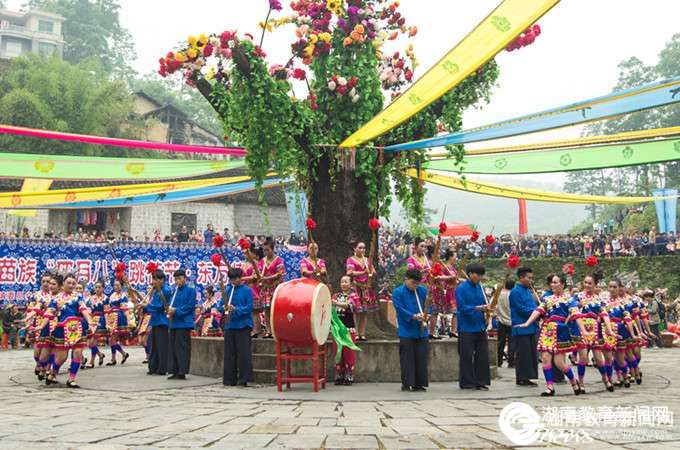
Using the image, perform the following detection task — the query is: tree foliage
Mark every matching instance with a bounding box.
[0,54,143,156]
[27,0,136,78]
[564,33,680,226]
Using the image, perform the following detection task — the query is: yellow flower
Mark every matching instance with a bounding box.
[187,35,198,46]
[304,45,314,57]
[326,0,343,14]
[343,37,353,47]
[353,24,365,34]
[206,68,215,80]
[309,34,319,44]
[198,33,209,45]
[175,52,188,63]
[318,32,332,43]
[186,48,198,59]
[258,21,273,32]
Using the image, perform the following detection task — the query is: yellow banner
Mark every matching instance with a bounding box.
[339,0,561,149]
[0,175,254,209]
[7,179,53,217]
[408,169,674,205]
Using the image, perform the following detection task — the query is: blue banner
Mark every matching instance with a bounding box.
[654,188,678,234]
[0,239,305,306]
[284,189,308,238]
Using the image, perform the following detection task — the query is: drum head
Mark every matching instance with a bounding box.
[310,282,332,346]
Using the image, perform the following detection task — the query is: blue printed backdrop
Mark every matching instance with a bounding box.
[0,239,305,306]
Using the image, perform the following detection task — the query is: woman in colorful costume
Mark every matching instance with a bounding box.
[199,286,223,337]
[429,249,459,338]
[241,246,262,337]
[606,280,641,387]
[346,241,377,341]
[300,242,327,282]
[35,274,60,381]
[83,280,108,368]
[24,273,51,377]
[518,274,590,396]
[256,239,285,338]
[106,279,130,365]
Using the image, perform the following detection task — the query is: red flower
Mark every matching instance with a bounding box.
[210,254,222,267]
[213,235,225,248]
[238,238,251,250]
[562,263,575,276]
[292,68,307,80]
[114,262,127,273]
[507,255,521,269]
[470,231,480,242]
[438,222,447,234]
[368,218,381,231]
[336,85,348,95]
[348,76,358,88]
[203,44,214,57]
[404,69,413,82]
[430,263,442,276]
[145,262,159,274]
[253,46,267,58]
[585,256,598,267]
[115,270,125,281]
[485,234,495,245]
[305,218,317,231]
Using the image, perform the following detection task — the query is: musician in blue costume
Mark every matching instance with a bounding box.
[518,274,590,396]
[392,268,429,392]
[509,267,539,387]
[48,273,95,388]
[146,269,171,375]
[220,267,254,387]
[167,268,197,380]
[455,263,492,391]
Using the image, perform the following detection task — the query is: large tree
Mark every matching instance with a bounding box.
[161,1,499,287]
[27,0,136,78]
[0,54,143,156]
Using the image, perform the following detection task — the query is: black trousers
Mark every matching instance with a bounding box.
[514,333,538,382]
[649,323,662,347]
[169,328,191,376]
[223,327,253,385]
[148,325,169,375]
[496,324,515,366]
[399,338,429,388]
[458,331,490,388]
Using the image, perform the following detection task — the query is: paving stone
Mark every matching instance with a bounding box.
[246,424,298,434]
[296,426,345,435]
[379,435,440,449]
[209,434,276,449]
[267,434,325,449]
[325,434,379,449]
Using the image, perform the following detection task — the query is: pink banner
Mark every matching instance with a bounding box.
[0,124,247,156]
[518,199,528,235]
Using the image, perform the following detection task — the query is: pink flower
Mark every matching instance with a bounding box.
[292,68,307,80]
[269,0,283,11]
[337,85,348,95]
[203,44,213,57]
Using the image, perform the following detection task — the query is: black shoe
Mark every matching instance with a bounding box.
[508,363,515,368]
[460,385,475,390]
[516,380,537,387]
[579,386,587,395]
[121,353,130,365]
[66,380,80,389]
[98,353,105,366]
[335,377,344,386]
[414,386,427,391]
[175,374,186,380]
[572,383,581,395]
[147,371,154,375]
[401,385,412,391]
[606,382,614,392]
[237,382,248,387]
[167,374,178,380]
[635,375,642,385]
[37,372,45,381]
[106,360,116,366]
[540,388,555,396]
[624,379,631,388]
[142,359,148,364]
[345,374,354,385]
[476,385,489,391]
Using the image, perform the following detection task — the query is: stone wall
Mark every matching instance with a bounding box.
[129,202,235,239]
[0,210,49,236]
[233,203,290,237]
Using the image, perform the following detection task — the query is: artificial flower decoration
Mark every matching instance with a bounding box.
[145,262,159,274]
[485,234,495,245]
[212,235,225,248]
[470,231,480,242]
[115,270,125,281]
[210,254,223,267]
[238,238,252,250]
[562,263,575,276]
[114,262,127,273]
[306,218,317,231]
[368,217,381,231]
[505,23,541,52]
[585,256,598,267]
[506,254,521,269]
[269,0,283,11]
[438,222,447,234]
[431,263,443,277]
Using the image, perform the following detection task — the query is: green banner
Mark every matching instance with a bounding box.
[425,138,680,174]
[0,152,245,180]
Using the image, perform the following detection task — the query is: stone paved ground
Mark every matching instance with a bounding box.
[1,346,679,449]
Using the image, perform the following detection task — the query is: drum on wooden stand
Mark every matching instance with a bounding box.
[270,278,332,346]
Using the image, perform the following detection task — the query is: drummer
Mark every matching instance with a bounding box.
[221,267,254,387]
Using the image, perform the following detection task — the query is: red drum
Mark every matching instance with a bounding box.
[270,278,332,346]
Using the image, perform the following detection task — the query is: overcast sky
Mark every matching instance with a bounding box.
[6,0,680,232]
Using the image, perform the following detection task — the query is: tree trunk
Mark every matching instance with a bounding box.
[308,152,394,339]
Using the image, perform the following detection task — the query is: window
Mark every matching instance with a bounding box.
[5,40,23,58]
[38,20,54,33]
[38,42,56,56]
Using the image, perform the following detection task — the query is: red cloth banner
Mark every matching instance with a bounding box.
[518,199,528,235]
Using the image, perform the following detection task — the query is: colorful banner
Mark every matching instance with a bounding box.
[428,126,680,157]
[654,188,678,234]
[0,239,305,306]
[339,0,560,148]
[0,124,247,156]
[0,152,245,180]
[426,138,680,174]
[409,169,676,205]
[387,76,680,151]
[7,178,53,217]
[0,175,254,209]
[43,179,285,209]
